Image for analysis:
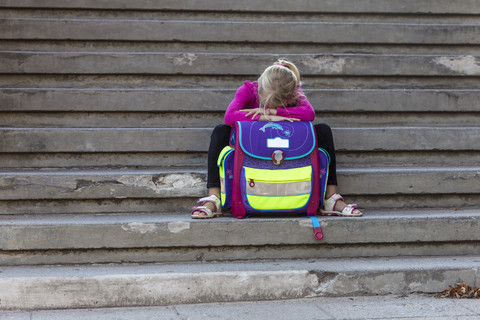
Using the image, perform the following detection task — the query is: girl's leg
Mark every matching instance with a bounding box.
[315,123,361,215]
[193,124,231,217]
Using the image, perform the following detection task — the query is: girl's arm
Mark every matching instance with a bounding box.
[275,89,315,121]
[224,84,258,125]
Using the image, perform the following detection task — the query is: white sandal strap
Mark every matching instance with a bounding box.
[196,194,221,212]
[341,204,362,216]
[191,206,213,217]
[324,193,344,211]
[327,193,343,202]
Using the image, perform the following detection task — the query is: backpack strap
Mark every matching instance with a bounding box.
[217,146,234,167]
[309,216,324,240]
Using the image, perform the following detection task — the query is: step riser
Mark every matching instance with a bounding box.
[4,112,480,128]
[0,263,477,311]
[3,11,480,26]
[2,152,480,171]
[4,75,480,90]
[0,271,319,310]
[0,194,478,215]
[3,213,479,251]
[4,41,480,56]
[0,198,196,215]
[2,0,480,14]
[2,52,480,76]
[2,128,479,152]
[0,169,478,201]
[2,242,480,267]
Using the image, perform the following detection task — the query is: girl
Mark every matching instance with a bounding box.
[191,59,362,218]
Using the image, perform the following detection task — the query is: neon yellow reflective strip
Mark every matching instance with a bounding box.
[220,192,226,206]
[246,180,311,196]
[244,166,312,182]
[217,146,234,167]
[246,194,310,210]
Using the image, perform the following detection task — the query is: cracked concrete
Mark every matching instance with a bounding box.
[434,55,480,75]
[173,53,198,66]
[1,257,480,310]
[301,55,346,74]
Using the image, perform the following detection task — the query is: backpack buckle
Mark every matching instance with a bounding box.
[272,150,285,165]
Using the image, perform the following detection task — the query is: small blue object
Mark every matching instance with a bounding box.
[309,216,324,240]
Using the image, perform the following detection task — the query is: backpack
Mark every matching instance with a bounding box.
[218,121,330,221]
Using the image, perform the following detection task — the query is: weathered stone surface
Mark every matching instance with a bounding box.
[0,256,478,310]
[0,269,318,310]
[1,88,479,112]
[1,210,480,251]
[2,19,480,44]
[0,128,211,152]
[338,167,480,195]
[1,0,480,14]
[0,170,205,200]
[2,52,480,76]
[0,166,478,201]
[1,127,479,152]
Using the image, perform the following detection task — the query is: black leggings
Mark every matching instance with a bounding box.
[206,123,338,188]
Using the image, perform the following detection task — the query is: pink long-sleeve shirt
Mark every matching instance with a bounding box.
[224,81,315,125]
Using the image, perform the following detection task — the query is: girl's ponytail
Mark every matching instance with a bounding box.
[274,59,301,87]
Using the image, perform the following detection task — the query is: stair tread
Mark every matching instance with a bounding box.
[2,52,480,76]
[2,18,480,45]
[2,208,480,224]
[2,209,480,250]
[1,127,480,153]
[1,255,480,277]
[0,255,479,310]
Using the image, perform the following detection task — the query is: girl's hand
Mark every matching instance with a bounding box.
[240,108,265,120]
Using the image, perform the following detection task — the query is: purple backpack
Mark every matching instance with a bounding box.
[218,121,330,221]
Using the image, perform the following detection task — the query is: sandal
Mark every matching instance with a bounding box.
[319,193,362,217]
[191,194,222,219]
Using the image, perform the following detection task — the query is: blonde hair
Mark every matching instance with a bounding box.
[258,59,303,112]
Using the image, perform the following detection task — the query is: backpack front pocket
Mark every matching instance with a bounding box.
[241,165,313,211]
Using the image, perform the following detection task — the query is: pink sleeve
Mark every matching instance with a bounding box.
[276,89,315,121]
[224,83,258,125]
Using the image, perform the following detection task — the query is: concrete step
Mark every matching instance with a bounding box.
[3,112,480,129]
[0,166,479,210]
[2,52,480,77]
[2,88,479,113]
[0,255,479,310]
[4,74,480,91]
[4,40,480,56]
[1,127,479,152]
[0,189,479,216]
[2,151,480,175]
[2,88,479,128]
[1,0,480,14]
[1,210,480,266]
[2,18,480,45]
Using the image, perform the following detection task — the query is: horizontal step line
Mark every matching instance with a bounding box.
[1,167,479,175]
[3,88,480,92]
[3,18,480,27]
[2,209,480,225]
[2,51,480,57]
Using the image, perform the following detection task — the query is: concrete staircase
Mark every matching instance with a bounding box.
[1,0,480,310]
